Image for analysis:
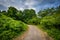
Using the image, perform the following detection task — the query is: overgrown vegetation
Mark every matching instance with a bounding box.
[0,6,60,40]
[0,14,28,40]
[1,7,37,23]
[38,6,60,40]
[27,17,40,25]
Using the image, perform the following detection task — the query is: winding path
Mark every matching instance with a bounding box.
[14,25,53,40]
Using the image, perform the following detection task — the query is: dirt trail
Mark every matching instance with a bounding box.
[14,25,53,40]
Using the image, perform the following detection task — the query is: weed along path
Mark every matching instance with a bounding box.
[14,25,53,40]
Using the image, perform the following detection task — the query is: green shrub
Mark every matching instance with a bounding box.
[27,18,40,25]
[40,13,60,40]
[0,14,28,40]
[40,14,60,29]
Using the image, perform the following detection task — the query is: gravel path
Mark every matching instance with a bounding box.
[14,25,53,40]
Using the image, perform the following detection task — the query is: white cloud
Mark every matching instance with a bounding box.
[24,0,37,11]
[19,8,24,10]
[25,0,39,6]
[28,7,36,10]
[25,0,35,5]
[1,0,59,12]
[0,0,45,11]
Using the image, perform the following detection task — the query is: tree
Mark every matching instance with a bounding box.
[7,6,18,19]
[56,6,60,14]
[16,10,23,20]
[23,9,36,23]
[38,9,49,17]
[1,11,7,15]
[38,7,55,18]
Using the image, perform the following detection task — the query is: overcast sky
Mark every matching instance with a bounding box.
[0,0,60,12]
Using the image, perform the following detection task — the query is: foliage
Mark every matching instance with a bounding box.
[40,13,60,40]
[40,13,60,29]
[0,11,7,15]
[2,7,37,23]
[47,28,60,40]
[7,6,18,19]
[16,10,23,20]
[23,9,37,23]
[27,17,40,25]
[38,8,55,17]
[38,6,60,40]
[0,14,28,40]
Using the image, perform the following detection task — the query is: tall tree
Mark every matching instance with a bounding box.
[7,6,18,19]
[23,9,36,22]
[16,10,23,20]
[38,7,55,18]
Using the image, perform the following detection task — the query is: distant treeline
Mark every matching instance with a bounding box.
[0,6,60,23]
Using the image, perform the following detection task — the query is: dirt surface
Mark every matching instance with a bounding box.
[14,25,53,40]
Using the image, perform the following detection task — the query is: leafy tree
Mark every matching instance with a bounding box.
[16,10,23,20]
[23,9,36,23]
[38,9,49,17]
[38,8,55,18]
[56,6,60,14]
[7,6,18,19]
[1,11,7,15]
[27,17,40,25]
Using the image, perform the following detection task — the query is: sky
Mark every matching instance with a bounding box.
[0,0,60,12]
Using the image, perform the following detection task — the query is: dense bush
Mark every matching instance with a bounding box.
[0,14,28,40]
[40,13,60,40]
[27,18,40,25]
[40,13,60,29]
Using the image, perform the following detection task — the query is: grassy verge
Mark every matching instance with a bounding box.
[38,25,60,40]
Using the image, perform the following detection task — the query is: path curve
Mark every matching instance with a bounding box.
[14,25,53,40]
